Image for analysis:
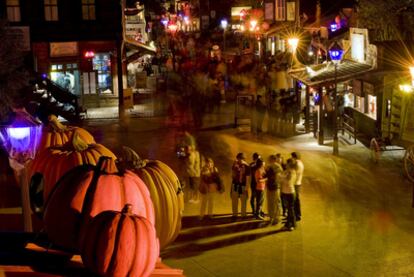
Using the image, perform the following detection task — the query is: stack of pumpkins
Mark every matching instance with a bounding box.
[29,115,184,277]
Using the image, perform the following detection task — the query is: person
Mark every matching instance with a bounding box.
[279,158,297,231]
[184,145,201,203]
[199,157,223,219]
[254,158,267,220]
[249,152,261,216]
[291,152,304,221]
[231,152,250,219]
[254,95,266,133]
[265,155,283,225]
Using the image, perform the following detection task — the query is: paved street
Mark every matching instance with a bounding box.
[82,105,414,277]
[1,104,413,276]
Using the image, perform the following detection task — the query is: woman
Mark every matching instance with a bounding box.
[254,158,267,220]
[199,157,222,219]
[278,158,297,231]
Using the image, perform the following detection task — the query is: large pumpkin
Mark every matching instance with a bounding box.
[120,146,184,249]
[43,157,155,252]
[38,114,95,150]
[81,204,159,277]
[30,132,116,204]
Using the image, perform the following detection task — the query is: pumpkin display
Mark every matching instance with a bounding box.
[38,114,95,150]
[120,146,184,249]
[81,204,159,277]
[43,157,155,251]
[30,132,116,204]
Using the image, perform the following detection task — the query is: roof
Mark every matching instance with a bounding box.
[288,59,374,86]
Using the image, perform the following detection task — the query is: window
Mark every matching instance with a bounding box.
[92,53,113,94]
[6,0,21,22]
[82,0,96,20]
[44,0,58,21]
[275,0,286,21]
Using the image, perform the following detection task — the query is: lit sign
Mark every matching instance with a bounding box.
[351,33,365,62]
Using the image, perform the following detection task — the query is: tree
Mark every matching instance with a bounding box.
[0,20,30,123]
[355,0,414,41]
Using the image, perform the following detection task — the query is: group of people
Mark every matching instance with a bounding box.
[178,140,304,231]
[231,151,304,231]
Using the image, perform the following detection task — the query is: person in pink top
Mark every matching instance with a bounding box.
[254,159,267,220]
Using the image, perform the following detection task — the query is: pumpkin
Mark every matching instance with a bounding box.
[30,132,116,205]
[81,204,159,277]
[38,114,95,150]
[120,146,184,249]
[43,157,155,252]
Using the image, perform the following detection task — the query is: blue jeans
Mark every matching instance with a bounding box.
[281,193,296,228]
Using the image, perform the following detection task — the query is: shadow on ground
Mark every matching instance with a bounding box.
[161,215,288,259]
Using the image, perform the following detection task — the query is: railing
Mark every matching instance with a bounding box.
[341,113,357,144]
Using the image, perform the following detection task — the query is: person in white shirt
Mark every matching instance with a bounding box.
[291,152,304,221]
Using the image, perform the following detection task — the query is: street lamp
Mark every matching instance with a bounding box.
[288,37,299,52]
[329,41,344,156]
[221,19,228,52]
[0,108,43,232]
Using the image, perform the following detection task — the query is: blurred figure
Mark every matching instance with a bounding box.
[231,152,250,219]
[184,145,201,203]
[279,158,297,231]
[199,157,223,219]
[266,155,283,225]
[291,152,304,221]
[249,152,261,216]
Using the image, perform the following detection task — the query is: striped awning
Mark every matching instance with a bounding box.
[288,60,375,86]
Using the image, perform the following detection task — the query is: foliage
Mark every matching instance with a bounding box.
[355,0,414,41]
[0,20,29,122]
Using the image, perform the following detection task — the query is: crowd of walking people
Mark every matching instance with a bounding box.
[177,134,305,232]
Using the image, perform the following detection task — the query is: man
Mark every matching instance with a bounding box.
[266,155,283,225]
[231,153,250,218]
[291,152,304,221]
[249,152,261,216]
[185,145,201,203]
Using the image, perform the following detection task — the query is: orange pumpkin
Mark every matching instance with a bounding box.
[81,204,159,277]
[31,133,116,204]
[43,157,155,252]
[120,147,184,249]
[38,114,95,150]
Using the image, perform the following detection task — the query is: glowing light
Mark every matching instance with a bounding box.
[410,66,414,86]
[8,127,30,139]
[161,18,168,27]
[84,51,95,59]
[250,20,257,31]
[288,37,299,52]
[329,41,344,64]
[183,16,189,24]
[221,19,228,29]
[308,50,314,56]
[330,23,338,32]
[399,84,413,93]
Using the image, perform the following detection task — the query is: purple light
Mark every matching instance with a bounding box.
[161,19,168,27]
[330,23,338,32]
[0,108,43,160]
[41,73,48,79]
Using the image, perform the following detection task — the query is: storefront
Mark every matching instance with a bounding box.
[33,40,119,108]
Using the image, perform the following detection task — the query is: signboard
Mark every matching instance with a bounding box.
[135,71,147,88]
[363,82,374,95]
[352,79,363,96]
[123,88,134,109]
[50,42,79,57]
[6,26,30,51]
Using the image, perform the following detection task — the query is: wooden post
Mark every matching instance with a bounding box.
[305,85,310,133]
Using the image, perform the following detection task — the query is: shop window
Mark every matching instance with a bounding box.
[367,94,377,120]
[44,0,58,21]
[6,0,21,22]
[92,53,112,94]
[344,92,355,108]
[82,0,96,20]
[355,95,365,113]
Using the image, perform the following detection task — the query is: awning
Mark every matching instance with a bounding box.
[124,40,157,63]
[288,59,375,86]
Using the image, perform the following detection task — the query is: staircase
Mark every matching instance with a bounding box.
[29,73,84,123]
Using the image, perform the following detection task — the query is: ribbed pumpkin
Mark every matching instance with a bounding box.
[38,114,95,150]
[81,204,159,277]
[43,157,155,252]
[30,132,117,204]
[120,146,184,249]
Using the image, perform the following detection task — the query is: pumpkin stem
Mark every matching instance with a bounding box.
[120,146,146,169]
[121,204,133,214]
[48,114,68,132]
[72,131,89,151]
